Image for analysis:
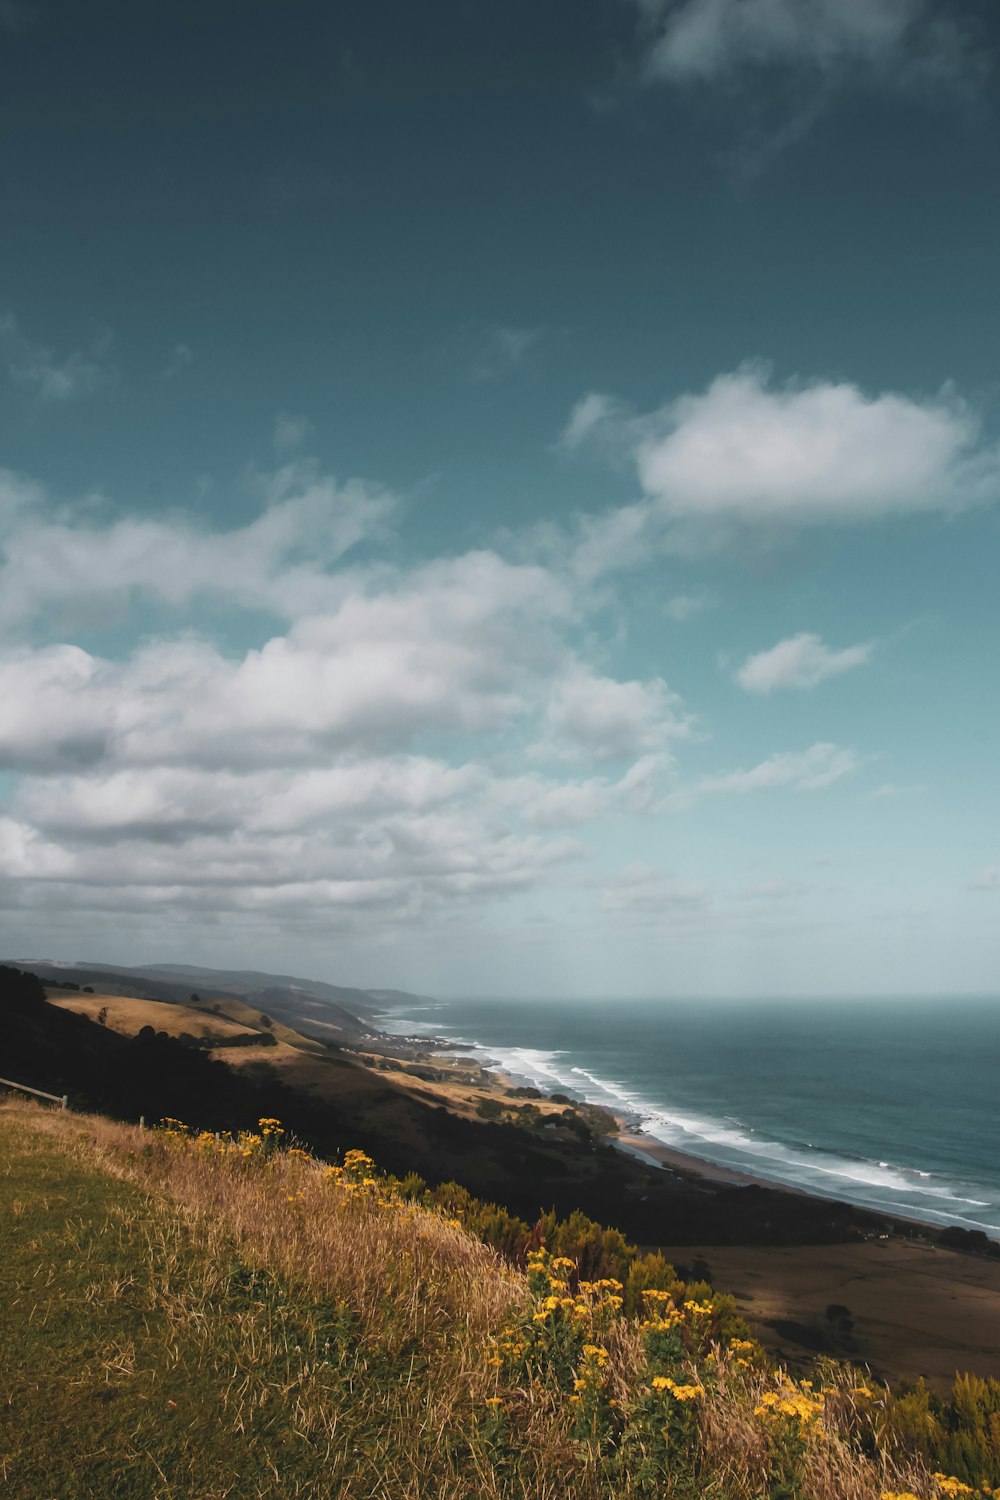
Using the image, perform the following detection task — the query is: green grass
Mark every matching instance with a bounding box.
[0,1113,511,1499]
[2,1104,962,1500]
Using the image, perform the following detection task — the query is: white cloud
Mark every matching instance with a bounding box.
[497,755,665,828]
[968,867,1000,892]
[734,632,873,693]
[559,392,622,452]
[0,459,697,937]
[636,0,979,86]
[637,367,997,524]
[0,460,397,628]
[1,313,115,401]
[865,781,926,800]
[0,416,893,956]
[562,366,1000,571]
[0,564,569,774]
[540,669,693,762]
[667,742,859,808]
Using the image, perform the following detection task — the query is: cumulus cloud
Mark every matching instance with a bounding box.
[968,867,1000,892]
[0,386,895,952]
[734,632,874,693]
[635,0,980,87]
[540,669,693,762]
[1,313,115,400]
[637,367,997,523]
[0,459,397,629]
[0,556,574,773]
[562,365,1000,570]
[0,461,695,935]
[0,729,607,934]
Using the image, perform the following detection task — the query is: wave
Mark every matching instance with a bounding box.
[472,1042,1000,1235]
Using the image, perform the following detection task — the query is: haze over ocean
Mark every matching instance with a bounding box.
[379,995,1000,1238]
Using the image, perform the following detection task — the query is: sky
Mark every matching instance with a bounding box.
[1,0,999,998]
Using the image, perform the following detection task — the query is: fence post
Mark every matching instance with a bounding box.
[139,1114,145,1130]
[61,1095,68,1111]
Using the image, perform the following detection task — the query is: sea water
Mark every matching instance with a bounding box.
[375,995,1000,1239]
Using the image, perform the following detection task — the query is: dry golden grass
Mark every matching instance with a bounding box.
[46,989,259,1043]
[1,1098,954,1499]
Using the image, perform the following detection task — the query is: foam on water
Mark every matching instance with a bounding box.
[458,1042,1000,1236]
[376,998,1000,1238]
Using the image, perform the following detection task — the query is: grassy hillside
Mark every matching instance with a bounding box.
[47,989,261,1043]
[5,1097,992,1500]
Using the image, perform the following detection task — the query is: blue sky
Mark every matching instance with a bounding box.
[1,0,998,996]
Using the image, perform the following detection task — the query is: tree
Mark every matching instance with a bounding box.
[826,1303,854,1335]
[0,964,46,1013]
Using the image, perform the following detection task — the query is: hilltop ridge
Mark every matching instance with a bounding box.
[5,957,429,1046]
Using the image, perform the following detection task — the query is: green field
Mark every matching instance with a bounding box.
[0,1109,523,1499]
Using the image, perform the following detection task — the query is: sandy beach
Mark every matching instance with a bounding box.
[615,1127,766,1186]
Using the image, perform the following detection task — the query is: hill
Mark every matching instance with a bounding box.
[0,966,906,1248]
[6,1096,998,1500]
[8,963,1000,1395]
[7,957,411,1044]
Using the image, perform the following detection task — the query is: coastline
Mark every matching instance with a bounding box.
[433,1041,992,1241]
[370,1005,1000,1245]
[408,1039,907,1213]
[614,1126,774,1188]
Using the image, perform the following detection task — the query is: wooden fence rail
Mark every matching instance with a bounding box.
[0,1076,68,1110]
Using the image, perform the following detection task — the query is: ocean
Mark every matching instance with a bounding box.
[375,994,1000,1239]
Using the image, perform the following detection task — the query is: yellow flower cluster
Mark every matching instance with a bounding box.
[884,1476,1000,1500]
[651,1375,705,1402]
[490,1330,527,1364]
[582,1343,610,1362]
[570,1342,613,1406]
[532,1292,587,1325]
[683,1298,714,1317]
[525,1248,624,1334]
[755,1380,826,1433]
[157,1116,289,1162]
[323,1148,394,1203]
[727,1335,760,1370]
[932,1475,976,1498]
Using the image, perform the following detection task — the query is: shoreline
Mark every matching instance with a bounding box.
[377,1022,999,1245]
[613,1127,777,1188]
